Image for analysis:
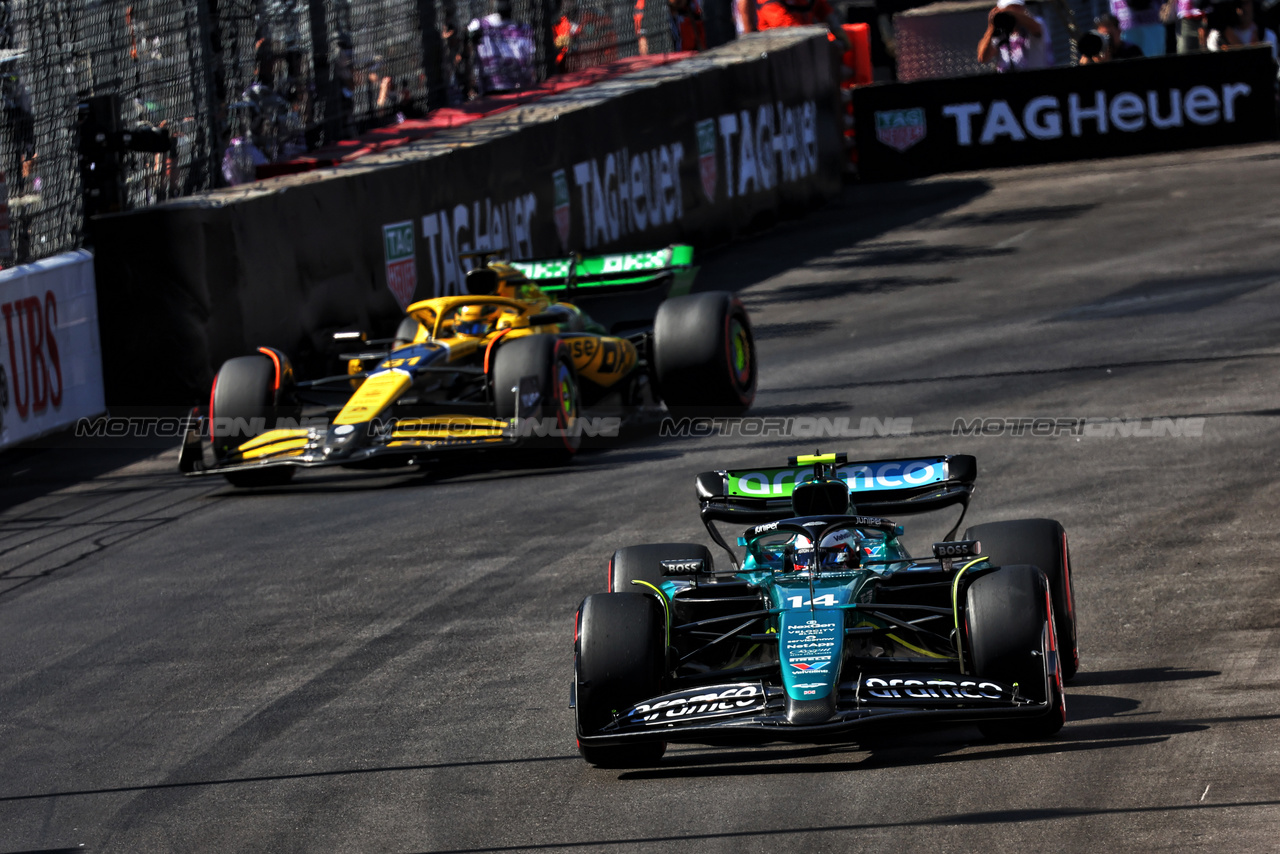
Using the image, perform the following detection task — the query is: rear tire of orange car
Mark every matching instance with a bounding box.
[652,292,756,416]
[491,334,581,465]
[210,354,297,488]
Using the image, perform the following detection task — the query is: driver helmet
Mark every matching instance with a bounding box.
[454,304,494,336]
[792,527,861,570]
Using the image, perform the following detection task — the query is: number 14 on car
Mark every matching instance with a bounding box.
[786,594,838,608]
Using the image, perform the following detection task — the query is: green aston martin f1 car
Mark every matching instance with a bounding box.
[572,452,1079,767]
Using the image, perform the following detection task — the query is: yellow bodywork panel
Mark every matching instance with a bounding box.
[390,416,509,439]
[405,296,531,338]
[560,335,638,387]
[402,295,563,344]
[347,358,365,390]
[335,369,412,425]
[232,429,311,460]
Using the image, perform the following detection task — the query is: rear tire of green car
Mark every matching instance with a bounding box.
[652,292,756,416]
[609,543,714,593]
[966,565,1066,740]
[575,593,668,768]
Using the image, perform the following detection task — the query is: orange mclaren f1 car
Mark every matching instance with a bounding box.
[179,245,755,486]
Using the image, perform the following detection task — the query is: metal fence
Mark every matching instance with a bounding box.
[0,0,671,268]
[893,0,1085,81]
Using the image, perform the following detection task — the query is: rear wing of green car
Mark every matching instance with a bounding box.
[696,454,978,524]
[509,245,698,300]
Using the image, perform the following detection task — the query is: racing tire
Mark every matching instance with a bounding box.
[965,518,1078,681]
[609,543,714,593]
[575,593,668,768]
[966,564,1066,740]
[652,292,756,416]
[210,354,298,488]
[491,334,581,464]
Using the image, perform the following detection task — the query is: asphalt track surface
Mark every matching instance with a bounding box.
[4,142,1280,853]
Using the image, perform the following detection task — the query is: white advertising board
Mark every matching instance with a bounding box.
[0,250,105,450]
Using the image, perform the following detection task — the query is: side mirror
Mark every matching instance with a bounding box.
[466,268,500,295]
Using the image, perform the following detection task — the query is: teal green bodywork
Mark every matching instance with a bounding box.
[652,523,941,705]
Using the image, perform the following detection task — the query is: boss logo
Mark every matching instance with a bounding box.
[932,540,981,559]
[661,558,707,575]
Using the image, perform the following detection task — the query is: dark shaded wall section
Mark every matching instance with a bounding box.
[93,28,844,406]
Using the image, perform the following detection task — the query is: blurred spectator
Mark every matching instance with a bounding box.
[366,54,393,121]
[1078,12,1145,61]
[441,14,469,104]
[754,0,851,48]
[396,78,425,120]
[467,0,537,95]
[554,0,618,72]
[734,0,757,34]
[1176,0,1210,51]
[1206,0,1277,54]
[978,0,1051,70]
[334,33,356,138]
[553,0,582,73]
[635,0,707,53]
[0,59,36,196]
[1110,0,1166,55]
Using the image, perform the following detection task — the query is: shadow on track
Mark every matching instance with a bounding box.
[197,445,692,497]
[1068,667,1221,687]
[697,179,995,296]
[614,716,1203,782]
[403,798,1280,853]
[739,275,957,307]
[780,351,1280,393]
[0,754,582,804]
[925,203,1098,229]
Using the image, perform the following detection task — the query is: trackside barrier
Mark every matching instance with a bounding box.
[840,24,874,165]
[853,46,1278,182]
[91,28,844,406]
[0,250,106,450]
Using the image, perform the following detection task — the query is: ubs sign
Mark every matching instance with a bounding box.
[853,47,1276,181]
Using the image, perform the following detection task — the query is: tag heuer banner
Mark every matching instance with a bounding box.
[853,47,1277,182]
